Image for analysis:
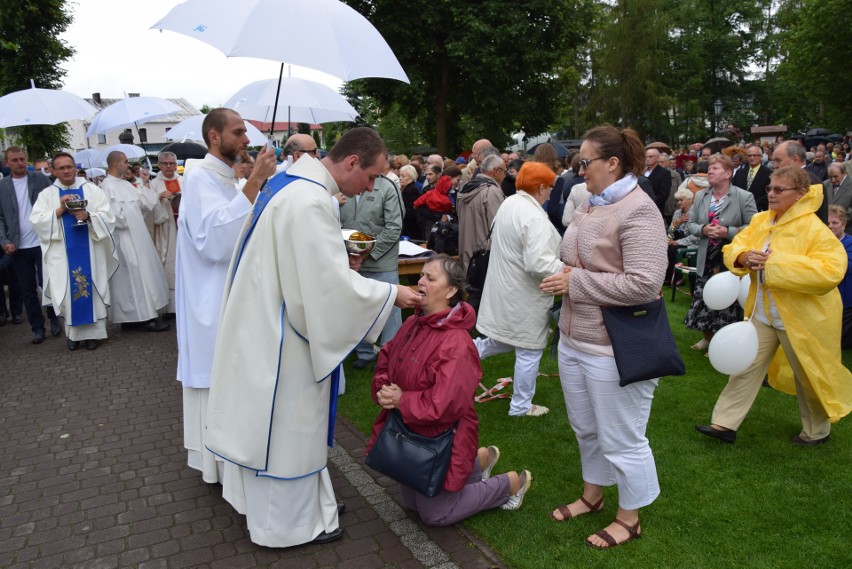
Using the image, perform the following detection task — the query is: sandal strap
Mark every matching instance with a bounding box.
[593,529,617,547]
[580,496,603,512]
[612,518,641,539]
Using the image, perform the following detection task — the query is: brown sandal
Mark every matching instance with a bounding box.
[551,496,604,522]
[587,518,641,549]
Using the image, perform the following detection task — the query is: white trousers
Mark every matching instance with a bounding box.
[557,339,660,510]
[475,337,543,416]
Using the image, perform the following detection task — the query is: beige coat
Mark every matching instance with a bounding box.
[456,174,505,270]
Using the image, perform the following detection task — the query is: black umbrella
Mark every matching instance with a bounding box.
[161,141,207,161]
[806,127,830,137]
[704,137,732,153]
[528,142,570,158]
[805,136,832,148]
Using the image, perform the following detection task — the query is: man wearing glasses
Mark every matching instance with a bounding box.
[457,154,506,279]
[279,133,319,173]
[148,151,182,313]
[733,145,772,211]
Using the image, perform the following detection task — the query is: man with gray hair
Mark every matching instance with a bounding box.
[148,151,181,313]
[457,153,506,273]
[772,140,827,223]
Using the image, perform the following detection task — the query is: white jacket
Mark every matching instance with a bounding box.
[477,191,564,349]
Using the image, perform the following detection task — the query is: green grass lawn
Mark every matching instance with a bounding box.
[338,294,852,569]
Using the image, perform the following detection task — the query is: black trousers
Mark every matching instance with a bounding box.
[843,306,852,350]
[10,246,56,332]
[0,255,22,317]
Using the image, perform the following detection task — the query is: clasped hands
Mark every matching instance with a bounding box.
[376,383,402,410]
[738,249,771,271]
[540,265,573,296]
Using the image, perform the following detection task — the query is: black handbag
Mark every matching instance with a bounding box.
[601,297,686,386]
[365,410,457,497]
[466,224,494,292]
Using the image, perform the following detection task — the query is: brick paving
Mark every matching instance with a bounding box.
[0,319,506,568]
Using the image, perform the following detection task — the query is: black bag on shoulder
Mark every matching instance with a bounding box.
[466,224,494,292]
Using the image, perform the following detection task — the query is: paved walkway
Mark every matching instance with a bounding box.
[0,320,506,568]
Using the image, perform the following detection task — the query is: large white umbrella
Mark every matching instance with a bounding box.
[86,96,181,137]
[164,114,267,146]
[0,80,97,128]
[74,149,102,170]
[93,144,148,168]
[151,0,407,128]
[151,0,408,83]
[225,77,358,126]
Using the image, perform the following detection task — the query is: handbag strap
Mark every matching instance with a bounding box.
[473,222,495,252]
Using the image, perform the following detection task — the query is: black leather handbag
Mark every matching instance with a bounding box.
[365,410,456,497]
[601,297,686,386]
[466,224,494,292]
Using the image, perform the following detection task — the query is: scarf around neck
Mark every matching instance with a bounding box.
[588,173,638,207]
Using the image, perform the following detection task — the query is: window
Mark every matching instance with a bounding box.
[97,134,107,145]
[139,128,147,143]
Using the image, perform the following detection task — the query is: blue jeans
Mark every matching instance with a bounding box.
[355,270,402,361]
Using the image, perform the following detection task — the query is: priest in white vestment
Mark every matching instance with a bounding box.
[100,151,170,329]
[206,128,421,548]
[148,151,181,313]
[175,108,277,501]
[29,152,118,351]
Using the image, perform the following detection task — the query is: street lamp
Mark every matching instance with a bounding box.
[714,99,723,134]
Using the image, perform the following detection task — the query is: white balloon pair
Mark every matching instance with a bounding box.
[702,271,758,375]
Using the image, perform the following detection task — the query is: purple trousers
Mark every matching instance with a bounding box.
[399,458,510,527]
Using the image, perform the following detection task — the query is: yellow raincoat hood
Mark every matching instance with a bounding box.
[723,184,852,422]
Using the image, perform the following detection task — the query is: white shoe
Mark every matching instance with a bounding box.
[481,446,500,481]
[502,470,532,510]
[525,405,549,417]
[691,339,710,351]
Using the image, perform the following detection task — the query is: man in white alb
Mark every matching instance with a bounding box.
[206,128,421,548]
[100,151,170,331]
[148,151,181,313]
[175,108,276,498]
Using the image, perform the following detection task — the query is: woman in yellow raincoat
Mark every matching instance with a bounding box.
[695,166,852,445]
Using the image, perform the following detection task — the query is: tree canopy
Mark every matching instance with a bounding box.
[0,0,75,158]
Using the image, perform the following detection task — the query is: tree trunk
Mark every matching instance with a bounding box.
[435,50,450,156]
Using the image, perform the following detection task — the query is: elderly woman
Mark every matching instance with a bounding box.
[476,162,564,417]
[399,164,421,240]
[665,188,699,283]
[828,205,852,348]
[696,168,852,445]
[540,126,667,549]
[683,154,757,351]
[367,255,532,526]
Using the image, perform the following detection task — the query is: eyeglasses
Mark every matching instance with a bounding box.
[159,162,177,166]
[746,153,762,157]
[299,148,318,156]
[765,185,797,194]
[495,167,506,173]
[579,157,606,170]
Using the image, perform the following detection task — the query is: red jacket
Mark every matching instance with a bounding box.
[414,175,454,213]
[367,302,481,493]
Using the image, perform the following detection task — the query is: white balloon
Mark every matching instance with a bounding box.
[702,271,740,310]
[737,276,751,309]
[708,321,759,375]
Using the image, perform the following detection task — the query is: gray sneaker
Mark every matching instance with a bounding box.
[502,470,532,510]
[481,446,500,481]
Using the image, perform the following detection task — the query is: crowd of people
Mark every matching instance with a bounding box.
[1,118,851,551]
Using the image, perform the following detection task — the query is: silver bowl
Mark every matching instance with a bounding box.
[342,230,376,255]
[65,199,88,210]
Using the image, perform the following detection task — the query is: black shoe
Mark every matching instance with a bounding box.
[145,318,170,332]
[0,313,6,326]
[11,314,23,325]
[337,501,346,515]
[790,434,829,446]
[67,339,80,351]
[695,424,736,444]
[310,527,344,545]
[32,329,45,344]
[352,358,374,369]
[50,318,62,337]
[85,339,99,351]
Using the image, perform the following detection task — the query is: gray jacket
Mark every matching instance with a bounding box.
[684,184,757,276]
[0,172,52,249]
[339,175,404,273]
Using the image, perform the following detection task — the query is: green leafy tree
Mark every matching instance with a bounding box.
[0,0,75,158]
[343,0,592,155]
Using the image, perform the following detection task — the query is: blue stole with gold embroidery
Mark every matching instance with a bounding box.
[59,186,95,325]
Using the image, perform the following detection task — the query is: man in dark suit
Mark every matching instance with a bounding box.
[644,147,671,217]
[732,145,772,211]
[0,147,61,344]
[772,141,828,224]
[826,163,852,234]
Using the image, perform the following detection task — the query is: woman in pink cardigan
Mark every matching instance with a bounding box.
[541,125,668,550]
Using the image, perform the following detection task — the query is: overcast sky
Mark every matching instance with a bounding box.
[58,0,343,110]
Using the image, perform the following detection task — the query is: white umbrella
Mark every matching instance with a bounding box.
[151,0,407,128]
[93,144,148,168]
[151,0,408,83]
[225,77,358,126]
[86,96,181,137]
[164,114,267,146]
[0,80,97,128]
[74,149,102,170]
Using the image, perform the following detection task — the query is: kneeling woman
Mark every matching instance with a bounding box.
[366,254,532,526]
